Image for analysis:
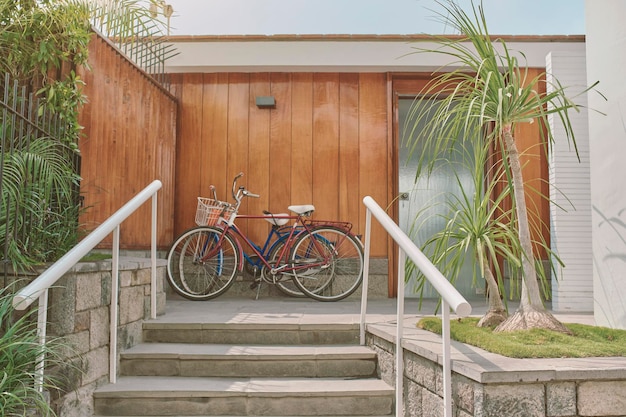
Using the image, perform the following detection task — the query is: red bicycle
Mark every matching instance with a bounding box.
[166,173,364,301]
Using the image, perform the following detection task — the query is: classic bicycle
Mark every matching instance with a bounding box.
[166,173,364,302]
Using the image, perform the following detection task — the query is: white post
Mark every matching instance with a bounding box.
[109,226,120,384]
[360,196,471,417]
[35,291,49,393]
[151,192,158,319]
[396,249,406,417]
[442,299,452,417]
[359,208,372,345]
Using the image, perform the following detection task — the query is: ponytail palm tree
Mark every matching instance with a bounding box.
[405,0,593,333]
[411,139,519,328]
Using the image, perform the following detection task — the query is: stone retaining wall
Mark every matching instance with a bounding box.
[366,322,626,417]
[43,257,167,417]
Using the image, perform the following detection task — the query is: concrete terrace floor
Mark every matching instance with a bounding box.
[158,294,597,328]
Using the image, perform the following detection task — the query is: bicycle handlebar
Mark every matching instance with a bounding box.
[244,190,260,198]
[232,172,244,200]
[231,172,260,204]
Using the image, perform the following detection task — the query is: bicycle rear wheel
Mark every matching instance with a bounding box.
[289,226,364,301]
[166,227,239,300]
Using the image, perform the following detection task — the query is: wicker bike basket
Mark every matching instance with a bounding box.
[195,197,235,226]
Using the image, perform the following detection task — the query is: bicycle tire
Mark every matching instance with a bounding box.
[268,239,307,298]
[289,226,364,301]
[166,226,239,300]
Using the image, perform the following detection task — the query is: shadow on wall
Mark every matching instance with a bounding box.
[592,205,626,328]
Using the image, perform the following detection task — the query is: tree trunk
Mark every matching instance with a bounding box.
[495,303,572,334]
[494,125,570,334]
[476,260,507,327]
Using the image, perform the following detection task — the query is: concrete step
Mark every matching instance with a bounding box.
[120,343,377,378]
[142,322,360,345]
[93,376,394,416]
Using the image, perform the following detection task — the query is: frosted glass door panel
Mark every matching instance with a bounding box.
[398,98,478,299]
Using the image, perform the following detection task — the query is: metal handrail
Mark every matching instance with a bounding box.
[13,180,162,388]
[359,196,471,417]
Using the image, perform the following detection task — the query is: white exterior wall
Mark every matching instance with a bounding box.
[546,51,593,312]
[586,0,626,329]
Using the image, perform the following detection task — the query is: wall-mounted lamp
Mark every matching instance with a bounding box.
[256,96,276,109]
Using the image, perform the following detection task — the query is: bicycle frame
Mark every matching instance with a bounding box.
[197,172,356,277]
[200,214,351,278]
[217,214,303,272]
[234,214,301,272]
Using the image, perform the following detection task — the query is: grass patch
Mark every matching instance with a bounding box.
[417,317,626,358]
[79,252,112,262]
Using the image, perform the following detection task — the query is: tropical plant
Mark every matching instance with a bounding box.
[0,0,90,274]
[0,0,168,273]
[0,286,76,416]
[0,0,91,83]
[1,135,81,272]
[407,136,518,327]
[404,0,595,333]
[90,0,170,40]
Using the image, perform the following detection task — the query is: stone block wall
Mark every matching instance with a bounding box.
[367,328,626,417]
[42,258,167,417]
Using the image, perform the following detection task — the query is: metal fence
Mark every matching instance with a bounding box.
[0,73,81,286]
[91,16,178,90]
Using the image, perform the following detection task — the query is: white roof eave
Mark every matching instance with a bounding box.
[164,37,586,73]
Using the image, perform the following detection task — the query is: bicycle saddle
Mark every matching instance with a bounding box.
[262,211,290,226]
[288,205,315,216]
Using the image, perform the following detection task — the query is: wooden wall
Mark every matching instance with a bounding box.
[77,34,178,249]
[168,72,391,257]
[168,70,550,267]
[74,43,549,289]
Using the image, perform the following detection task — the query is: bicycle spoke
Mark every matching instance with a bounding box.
[269,239,307,297]
[166,227,239,300]
[290,227,364,301]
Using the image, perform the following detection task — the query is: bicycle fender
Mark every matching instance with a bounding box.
[224,228,245,271]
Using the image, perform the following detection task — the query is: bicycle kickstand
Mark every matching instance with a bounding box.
[254,279,263,300]
[248,271,263,300]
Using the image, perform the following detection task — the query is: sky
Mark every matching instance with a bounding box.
[162,0,585,36]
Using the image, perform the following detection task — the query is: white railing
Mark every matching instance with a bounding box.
[12,180,162,388]
[359,196,472,417]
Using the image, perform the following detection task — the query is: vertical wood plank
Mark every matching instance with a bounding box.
[248,73,272,243]
[358,73,388,257]
[268,73,292,214]
[175,73,204,233]
[291,73,314,206]
[312,73,340,220]
[201,73,230,202]
[227,73,251,234]
[339,73,360,227]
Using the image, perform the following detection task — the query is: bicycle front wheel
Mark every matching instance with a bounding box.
[166,227,239,300]
[289,226,364,301]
